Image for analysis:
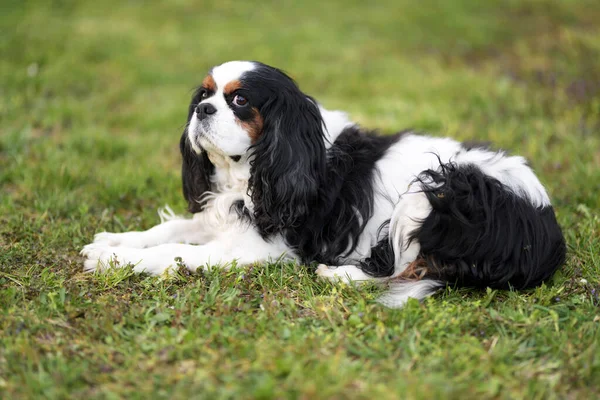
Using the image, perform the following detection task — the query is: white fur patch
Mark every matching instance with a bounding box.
[211,61,255,88]
[319,106,354,148]
[454,149,550,207]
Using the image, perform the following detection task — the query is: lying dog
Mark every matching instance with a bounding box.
[82,61,566,307]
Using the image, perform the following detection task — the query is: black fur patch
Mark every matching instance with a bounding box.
[180,87,215,213]
[231,199,252,221]
[411,162,566,289]
[358,221,396,277]
[284,127,406,264]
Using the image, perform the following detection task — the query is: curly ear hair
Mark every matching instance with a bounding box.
[248,69,327,235]
[180,89,215,213]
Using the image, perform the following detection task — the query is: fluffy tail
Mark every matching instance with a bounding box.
[378,279,444,308]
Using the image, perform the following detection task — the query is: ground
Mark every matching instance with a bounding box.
[1,0,599,398]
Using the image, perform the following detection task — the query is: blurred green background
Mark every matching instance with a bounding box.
[1,0,599,398]
[2,0,599,211]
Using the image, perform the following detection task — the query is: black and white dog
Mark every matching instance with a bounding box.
[81,61,566,307]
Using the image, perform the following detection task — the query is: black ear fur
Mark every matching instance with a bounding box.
[248,68,327,235]
[180,89,215,213]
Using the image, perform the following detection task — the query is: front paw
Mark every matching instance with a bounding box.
[81,243,125,272]
[81,243,174,275]
[93,231,145,248]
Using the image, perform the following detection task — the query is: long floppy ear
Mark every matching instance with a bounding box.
[180,89,215,213]
[249,89,326,235]
[180,133,214,213]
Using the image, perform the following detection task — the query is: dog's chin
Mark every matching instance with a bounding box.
[197,131,212,148]
[190,118,251,158]
[191,124,219,154]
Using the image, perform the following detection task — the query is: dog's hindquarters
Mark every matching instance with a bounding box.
[361,149,566,308]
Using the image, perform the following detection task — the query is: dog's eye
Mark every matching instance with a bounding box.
[233,95,248,106]
[200,91,208,99]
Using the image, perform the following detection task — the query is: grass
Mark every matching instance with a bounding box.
[1,0,600,398]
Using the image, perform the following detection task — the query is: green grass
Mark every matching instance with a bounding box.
[1,0,600,398]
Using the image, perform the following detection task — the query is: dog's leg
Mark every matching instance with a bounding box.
[82,227,293,274]
[92,217,213,248]
[388,189,432,276]
[82,242,224,274]
[91,204,226,248]
[378,188,444,307]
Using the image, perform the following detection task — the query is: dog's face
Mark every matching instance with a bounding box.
[187,61,269,157]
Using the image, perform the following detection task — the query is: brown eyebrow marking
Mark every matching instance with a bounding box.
[224,80,242,95]
[202,75,216,92]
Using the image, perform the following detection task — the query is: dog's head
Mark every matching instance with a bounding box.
[186,61,326,156]
[181,61,351,232]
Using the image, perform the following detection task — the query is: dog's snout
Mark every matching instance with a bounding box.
[196,103,217,120]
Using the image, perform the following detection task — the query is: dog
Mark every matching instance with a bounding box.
[81,61,566,307]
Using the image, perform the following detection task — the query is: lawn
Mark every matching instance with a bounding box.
[1,0,600,398]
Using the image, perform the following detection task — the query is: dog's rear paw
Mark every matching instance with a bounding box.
[316,264,349,282]
[316,264,375,283]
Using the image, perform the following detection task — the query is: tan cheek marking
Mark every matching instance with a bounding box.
[202,75,216,92]
[238,108,264,143]
[223,80,242,95]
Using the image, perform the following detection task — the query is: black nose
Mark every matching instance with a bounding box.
[196,103,217,120]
